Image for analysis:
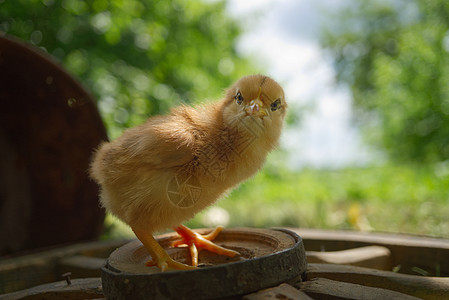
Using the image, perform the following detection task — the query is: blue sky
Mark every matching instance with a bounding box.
[224,0,374,169]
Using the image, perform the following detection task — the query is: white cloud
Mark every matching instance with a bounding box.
[227,0,373,168]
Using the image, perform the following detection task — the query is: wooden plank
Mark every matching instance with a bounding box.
[0,258,55,296]
[307,245,392,270]
[287,228,449,276]
[0,278,103,300]
[0,239,128,294]
[300,277,420,300]
[58,256,106,278]
[307,263,449,300]
[243,283,312,300]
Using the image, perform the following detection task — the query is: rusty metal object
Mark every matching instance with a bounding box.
[0,35,107,255]
[101,228,307,299]
[61,272,72,285]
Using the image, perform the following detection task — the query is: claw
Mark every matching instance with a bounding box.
[132,227,196,271]
[173,225,240,266]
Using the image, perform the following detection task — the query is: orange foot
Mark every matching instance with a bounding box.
[172,224,240,266]
[132,228,196,271]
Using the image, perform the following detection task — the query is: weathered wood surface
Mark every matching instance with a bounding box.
[59,255,106,278]
[307,245,392,270]
[243,283,312,300]
[289,228,449,276]
[0,239,128,294]
[108,228,298,274]
[0,35,108,256]
[0,278,103,300]
[300,277,421,300]
[102,228,307,300]
[1,229,449,299]
[307,263,449,299]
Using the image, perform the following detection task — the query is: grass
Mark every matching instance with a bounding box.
[104,163,449,239]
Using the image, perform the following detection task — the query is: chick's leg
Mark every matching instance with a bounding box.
[172,224,239,266]
[132,227,196,271]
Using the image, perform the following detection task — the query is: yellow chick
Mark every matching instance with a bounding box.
[90,75,287,271]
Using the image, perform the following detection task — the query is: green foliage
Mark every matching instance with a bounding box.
[188,164,449,237]
[1,0,254,138]
[105,164,449,239]
[321,1,449,163]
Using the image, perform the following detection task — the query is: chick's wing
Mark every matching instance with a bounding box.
[115,115,197,170]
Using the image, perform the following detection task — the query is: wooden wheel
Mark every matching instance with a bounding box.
[248,228,449,299]
[102,228,307,299]
[1,228,448,299]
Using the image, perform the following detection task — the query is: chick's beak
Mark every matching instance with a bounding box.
[245,89,268,118]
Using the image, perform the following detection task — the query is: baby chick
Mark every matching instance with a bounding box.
[90,74,287,271]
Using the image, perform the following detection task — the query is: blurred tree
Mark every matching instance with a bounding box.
[321,0,449,163]
[0,0,253,138]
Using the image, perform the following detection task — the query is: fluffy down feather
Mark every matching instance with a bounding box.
[90,74,287,233]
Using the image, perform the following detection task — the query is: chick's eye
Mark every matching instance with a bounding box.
[234,91,244,105]
[271,99,282,111]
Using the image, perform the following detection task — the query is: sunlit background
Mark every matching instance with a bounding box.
[2,0,448,239]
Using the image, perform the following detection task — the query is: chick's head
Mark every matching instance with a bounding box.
[223,74,287,138]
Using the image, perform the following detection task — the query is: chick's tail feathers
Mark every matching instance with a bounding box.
[89,141,112,185]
